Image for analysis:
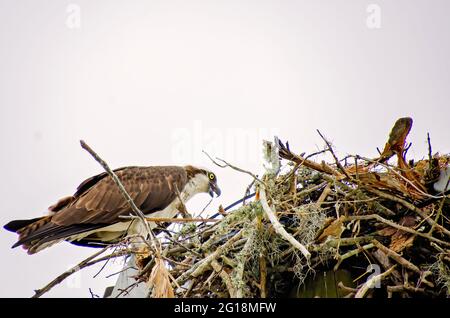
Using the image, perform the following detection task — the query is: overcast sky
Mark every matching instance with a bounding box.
[0,0,449,297]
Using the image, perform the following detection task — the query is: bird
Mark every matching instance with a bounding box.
[378,117,413,162]
[4,165,221,254]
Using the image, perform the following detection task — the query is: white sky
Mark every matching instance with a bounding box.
[0,0,449,297]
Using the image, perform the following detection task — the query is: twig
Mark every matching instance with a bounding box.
[259,187,311,259]
[119,216,219,223]
[338,281,358,293]
[280,149,329,184]
[334,243,375,271]
[429,197,446,235]
[211,260,236,297]
[317,130,352,180]
[278,139,344,177]
[259,251,267,298]
[182,279,198,298]
[164,236,203,258]
[93,245,125,278]
[89,288,100,298]
[316,184,332,207]
[191,231,244,277]
[202,150,227,168]
[32,246,128,298]
[387,284,427,295]
[200,197,213,215]
[279,181,328,205]
[243,179,256,205]
[354,155,442,199]
[114,281,142,298]
[427,133,433,166]
[343,214,450,247]
[372,240,434,288]
[234,229,256,298]
[320,175,396,217]
[80,140,156,247]
[256,213,267,298]
[366,187,450,237]
[105,266,137,279]
[203,150,266,186]
[174,230,244,287]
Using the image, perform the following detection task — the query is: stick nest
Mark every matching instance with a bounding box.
[128,118,449,298]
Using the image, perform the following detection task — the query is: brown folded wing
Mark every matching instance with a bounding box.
[13,166,188,251]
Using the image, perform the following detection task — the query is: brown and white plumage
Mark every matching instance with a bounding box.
[4,165,221,254]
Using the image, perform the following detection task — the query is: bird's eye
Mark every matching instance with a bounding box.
[208,173,215,180]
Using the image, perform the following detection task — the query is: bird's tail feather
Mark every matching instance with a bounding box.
[4,217,46,233]
[4,216,53,253]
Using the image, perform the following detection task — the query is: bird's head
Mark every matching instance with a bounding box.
[184,166,221,198]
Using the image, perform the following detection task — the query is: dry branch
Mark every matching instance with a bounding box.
[80,140,155,244]
[259,187,311,260]
[32,246,130,298]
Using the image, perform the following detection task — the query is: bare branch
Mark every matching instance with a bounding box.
[32,246,130,298]
[317,129,352,180]
[80,140,156,246]
[259,187,311,259]
[203,150,266,186]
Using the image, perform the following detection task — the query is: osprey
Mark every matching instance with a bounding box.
[4,165,221,254]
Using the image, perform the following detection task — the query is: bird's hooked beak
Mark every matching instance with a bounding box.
[208,181,221,198]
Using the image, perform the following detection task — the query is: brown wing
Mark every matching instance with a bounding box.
[12,166,188,252]
[52,166,188,225]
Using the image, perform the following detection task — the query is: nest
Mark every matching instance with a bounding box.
[131,118,450,298]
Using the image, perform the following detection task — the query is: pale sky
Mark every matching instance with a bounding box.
[0,0,449,297]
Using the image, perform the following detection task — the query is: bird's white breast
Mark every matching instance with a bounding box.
[434,166,450,193]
